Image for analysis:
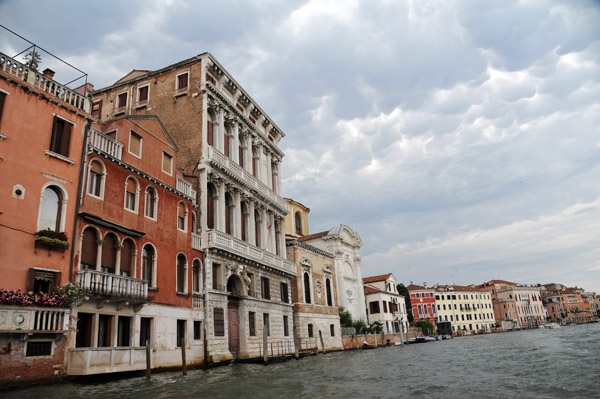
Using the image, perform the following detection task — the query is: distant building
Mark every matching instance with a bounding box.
[0,49,92,387]
[434,285,495,335]
[494,286,546,328]
[406,283,437,327]
[363,273,408,334]
[542,285,594,324]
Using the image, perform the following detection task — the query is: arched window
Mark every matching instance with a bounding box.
[207,111,214,146]
[125,177,138,211]
[224,126,232,158]
[225,193,233,235]
[145,187,157,219]
[81,227,98,270]
[191,211,197,233]
[326,278,333,307]
[142,244,155,285]
[176,253,187,293]
[295,211,302,235]
[177,202,187,231]
[120,238,134,277]
[274,221,281,256]
[303,272,311,304]
[308,323,314,338]
[271,163,277,191]
[207,183,215,229]
[240,202,248,242]
[101,233,118,273]
[87,160,104,197]
[238,136,245,168]
[192,259,201,293]
[38,186,63,231]
[254,210,261,247]
[252,147,258,177]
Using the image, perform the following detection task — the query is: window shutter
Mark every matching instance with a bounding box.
[27,268,35,292]
[224,133,229,156]
[207,121,213,146]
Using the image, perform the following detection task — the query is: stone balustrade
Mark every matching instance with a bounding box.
[192,233,202,250]
[176,176,197,201]
[207,146,289,213]
[0,305,68,333]
[0,52,90,112]
[204,230,296,275]
[76,269,148,302]
[88,129,123,159]
[68,347,149,375]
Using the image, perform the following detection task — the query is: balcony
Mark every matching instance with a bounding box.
[0,305,68,333]
[76,269,148,302]
[89,129,123,160]
[177,176,197,202]
[207,147,288,213]
[0,52,90,112]
[192,233,202,251]
[204,230,296,275]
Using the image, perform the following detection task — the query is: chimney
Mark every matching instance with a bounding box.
[42,68,55,79]
[423,282,428,288]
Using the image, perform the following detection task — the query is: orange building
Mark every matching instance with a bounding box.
[542,284,594,324]
[0,49,92,388]
[68,115,204,375]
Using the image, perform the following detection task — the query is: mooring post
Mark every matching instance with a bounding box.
[381,331,385,347]
[146,339,151,379]
[293,325,299,359]
[319,330,325,354]
[181,334,187,376]
[263,326,268,364]
[399,322,404,345]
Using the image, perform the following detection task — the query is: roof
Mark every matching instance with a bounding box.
[298,231,328,242]
[364,286,381,294]
[407,284,433,291]
[114,69,152,85]
[363,273,393,283]
[485,279,518,286]
[435,284,485,293]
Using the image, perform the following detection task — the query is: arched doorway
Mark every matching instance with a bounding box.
[227,275,243,359]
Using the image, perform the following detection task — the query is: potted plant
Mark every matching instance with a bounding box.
[35,229,69,250]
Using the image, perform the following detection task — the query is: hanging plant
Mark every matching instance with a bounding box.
[35,229,69,249]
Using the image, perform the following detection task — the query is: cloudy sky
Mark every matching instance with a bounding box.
[2,0,599,291]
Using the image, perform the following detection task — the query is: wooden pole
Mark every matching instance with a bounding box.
[318,330,325,354]
[146,339,151,379]
[263,326,268,364]
[181,334,187,376]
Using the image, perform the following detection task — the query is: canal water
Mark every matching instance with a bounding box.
[4,323,599,399]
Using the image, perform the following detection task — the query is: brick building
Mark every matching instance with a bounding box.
[67,115,203,374]
[406,283,437,327]
[0,50,92,387]
[92,53,296,362]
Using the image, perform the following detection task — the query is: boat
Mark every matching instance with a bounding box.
[544,322,561,329]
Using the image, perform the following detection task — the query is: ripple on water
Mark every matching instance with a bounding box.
[3,323,599,399]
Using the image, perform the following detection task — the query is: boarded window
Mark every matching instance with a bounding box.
[50,116,72,157]
[138,85,149,103]
[117,93,127,109]
[162,152,172,174]
[249,311,256,336]
[101,234,117,273]
[177,73,189,91]
[383,301,388,313]
[120,239,133,277]
[129,131,142,157]
[214,308,225,337]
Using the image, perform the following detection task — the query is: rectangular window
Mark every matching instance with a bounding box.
[330,324,335,336]
[194,321,202,340]
[97,315,113,347]
[140,317,152,346]
[283,315,289,337]
[176,72,189,93]
[280,282,289,303]
[369,301,380,314]
[116,92,127,113]
[176,319,186,347]
[50,116,72,157]
[214,308,225,337]
[117,316,132,347]
[137,85,149,105]
[261,277,270,300]
[28,268,60,294]
[249,311,256,336]
[25,341,52,357]
[129,131,142,157]
[75,313,94,348]
[263,313,270,337]
[162,152,173,175]
[383,301,388,313]
[91,99,102,118]
[212,263,220,290]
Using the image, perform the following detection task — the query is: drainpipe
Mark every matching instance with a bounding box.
[69,117,93,283]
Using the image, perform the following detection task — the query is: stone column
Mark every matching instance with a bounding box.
[114,244,122,275]
[95,239,102,271]
[217,107,225,153]
[248,200,256,246]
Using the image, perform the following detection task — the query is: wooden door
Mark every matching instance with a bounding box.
[228,305,240,359]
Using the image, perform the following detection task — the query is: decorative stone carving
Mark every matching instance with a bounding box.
[316,279,322,298]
